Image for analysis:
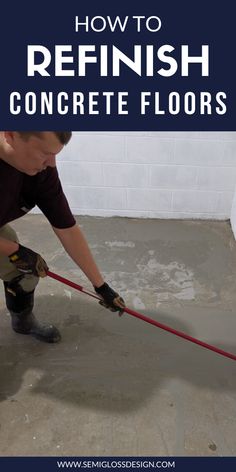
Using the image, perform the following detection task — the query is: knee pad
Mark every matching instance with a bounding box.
[3,275,35,313]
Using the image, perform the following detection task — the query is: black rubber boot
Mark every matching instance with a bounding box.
[3,277,61,343]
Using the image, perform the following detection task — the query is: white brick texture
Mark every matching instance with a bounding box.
[34,132,236,225]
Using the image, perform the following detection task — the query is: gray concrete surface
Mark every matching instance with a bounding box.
[0,215,236,456]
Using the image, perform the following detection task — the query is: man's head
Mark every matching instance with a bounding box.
[17,131,72,145]
[2,131,72,176]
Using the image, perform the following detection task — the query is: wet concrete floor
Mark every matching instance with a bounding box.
[0,215,236,456]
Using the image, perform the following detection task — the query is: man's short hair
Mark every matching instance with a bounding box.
[18,131,72,145]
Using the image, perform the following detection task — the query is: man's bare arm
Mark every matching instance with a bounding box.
[0,237,19,256]
[52,224,104,288]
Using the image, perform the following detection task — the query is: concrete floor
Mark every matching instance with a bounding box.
[0,214,236,456]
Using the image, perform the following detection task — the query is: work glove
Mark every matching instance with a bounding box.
[8,244,49,278]
[94,282,125,316]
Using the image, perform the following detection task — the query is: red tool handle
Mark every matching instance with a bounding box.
[47,270,236,362]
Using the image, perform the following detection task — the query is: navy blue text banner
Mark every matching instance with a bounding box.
[0,457,236,472]
[1,0,235,130]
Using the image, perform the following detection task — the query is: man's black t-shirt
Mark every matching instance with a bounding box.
[0,160,76,229]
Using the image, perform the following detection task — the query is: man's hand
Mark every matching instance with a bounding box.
[9,244,48,278]
[94,282,126,316]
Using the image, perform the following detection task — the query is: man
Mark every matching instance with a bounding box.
[0,131,125,343]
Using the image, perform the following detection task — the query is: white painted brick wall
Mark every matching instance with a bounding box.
[34,132,236,221]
